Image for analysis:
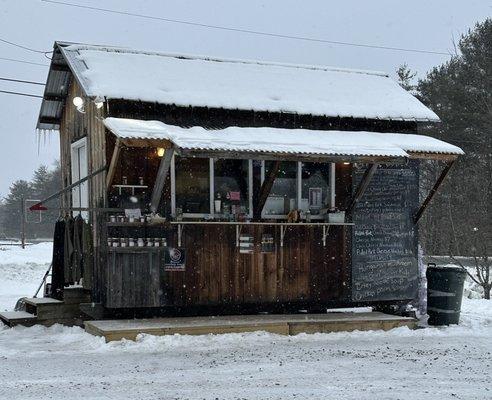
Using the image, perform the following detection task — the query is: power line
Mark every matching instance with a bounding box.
[0,77,45,86]
[41,0,451,56]
[0,57,48,67]
[0,89,43,98]
[0,37,50,54]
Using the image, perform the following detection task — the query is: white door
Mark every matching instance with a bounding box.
[71,137,89,220]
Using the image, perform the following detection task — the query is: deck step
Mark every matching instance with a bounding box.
[63,287,92,305]
[85,312,418,342]
[0,311,37,327]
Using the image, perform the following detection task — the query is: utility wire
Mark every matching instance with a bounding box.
[0,57,48,67]
[0,37,50,54]
[0,89,43,98]
[41,0,451,56]
[0,77,45,86]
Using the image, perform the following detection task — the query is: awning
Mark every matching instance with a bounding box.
[103,118,463,162]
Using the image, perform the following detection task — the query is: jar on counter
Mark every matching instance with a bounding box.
[154,238,161,247]
[128,238,135,247]
[137,238,145,247]
[146,238,153,247]
[120,238,127,248]
[109,215,116,223]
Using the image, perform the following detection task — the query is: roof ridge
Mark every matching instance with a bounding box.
[59,42,389,78]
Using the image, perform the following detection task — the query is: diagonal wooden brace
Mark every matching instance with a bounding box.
[150,147,174,213]
[254,160,281,220]
[414,159,456,224]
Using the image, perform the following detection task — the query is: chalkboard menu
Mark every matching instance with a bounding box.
[351,162,419,302]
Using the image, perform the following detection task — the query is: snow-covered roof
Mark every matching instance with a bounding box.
[60,43,439,122]
[104,118,463,160]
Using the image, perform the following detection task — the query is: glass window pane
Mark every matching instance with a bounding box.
[263,161,297,216]
[301,162,330,214]
[214,159,250,215]
[175,157,210,214]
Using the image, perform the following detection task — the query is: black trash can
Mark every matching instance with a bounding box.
[426,264,467,326]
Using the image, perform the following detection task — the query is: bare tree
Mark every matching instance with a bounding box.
[450,226,491,300]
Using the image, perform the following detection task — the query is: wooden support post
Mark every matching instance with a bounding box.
[347,163,378,215]
[150,147,174,214]
[254,161,281,220]
[106,139,121,190]
[414,160,455,224]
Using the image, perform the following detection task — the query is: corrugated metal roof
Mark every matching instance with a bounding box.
[104,118,464,160]
[36,45,71,132]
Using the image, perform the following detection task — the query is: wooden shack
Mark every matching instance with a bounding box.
[32,42,463,319]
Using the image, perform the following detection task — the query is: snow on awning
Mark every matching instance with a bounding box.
[103,118,463,162]
[61,43,439,122]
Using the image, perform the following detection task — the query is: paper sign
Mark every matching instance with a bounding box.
[229,191,241,201]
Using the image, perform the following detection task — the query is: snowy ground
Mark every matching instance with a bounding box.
[0,243,490,400]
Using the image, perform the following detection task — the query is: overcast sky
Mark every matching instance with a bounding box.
[0,0,491,197]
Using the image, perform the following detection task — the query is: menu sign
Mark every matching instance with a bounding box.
[351,163,419,302]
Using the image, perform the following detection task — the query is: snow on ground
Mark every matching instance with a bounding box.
[0,244,490,399]
[0,242,52,311]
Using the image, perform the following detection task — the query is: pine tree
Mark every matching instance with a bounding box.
[417,18,492,260]
[396,63,417,92]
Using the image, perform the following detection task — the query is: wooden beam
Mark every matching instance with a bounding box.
[29,166,107,210]
[254,161,281,220]
[414,160,455,224]
[178,148,404,165]
[347,163,379,215]
[150,147,174,213]
[106,139,121,190]
[408,152,459,162]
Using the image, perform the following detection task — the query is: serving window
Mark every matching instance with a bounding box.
[172,155,252,219]
[214,159,252,216]
[262,161,336,219]
[171,155,335,220]
[174,157,210,216]
[262,161,298,218]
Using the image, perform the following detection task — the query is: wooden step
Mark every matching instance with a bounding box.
[23,297,83,321]
[63,287,92,305]
[0,311,37,327]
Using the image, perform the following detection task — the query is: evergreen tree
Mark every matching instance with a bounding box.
[396,63,417,92]
[417,18,492,256]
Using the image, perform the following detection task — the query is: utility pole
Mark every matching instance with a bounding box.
[20,196,26,249]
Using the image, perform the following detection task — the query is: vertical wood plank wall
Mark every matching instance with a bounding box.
[161,224,351,308]
[60,79,107,300]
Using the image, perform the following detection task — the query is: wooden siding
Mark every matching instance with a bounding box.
[59,78,107,299]
[105,225,351,309]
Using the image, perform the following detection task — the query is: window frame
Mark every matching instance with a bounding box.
[171,155,253,219]
[261,160,336,220]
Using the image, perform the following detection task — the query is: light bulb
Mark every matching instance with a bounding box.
[72,96,84,108]
[94,96,104,109]
[157,148,165,157]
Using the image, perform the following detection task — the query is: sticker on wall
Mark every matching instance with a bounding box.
[261,234,275,253]
[164,247,186,271]
[239,234,254,254]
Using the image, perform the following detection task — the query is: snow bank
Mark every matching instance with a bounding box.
[0,242,52,311]
[0,242,52,266]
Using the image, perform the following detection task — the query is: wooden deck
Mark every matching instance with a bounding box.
[85,312,417,342]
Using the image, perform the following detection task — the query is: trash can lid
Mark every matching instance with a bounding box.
[427,264,467,273]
